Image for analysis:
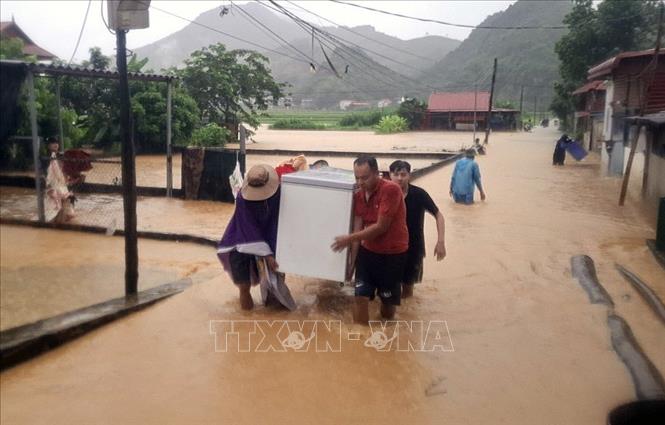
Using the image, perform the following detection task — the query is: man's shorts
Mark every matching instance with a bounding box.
[453,192,474,204]
[228,250,257,285]
[402,252,424,286]
[355,247,407,306]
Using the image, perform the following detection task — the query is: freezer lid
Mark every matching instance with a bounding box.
[280,167,356,190]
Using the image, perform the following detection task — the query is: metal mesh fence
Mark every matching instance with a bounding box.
[0,137,175,230]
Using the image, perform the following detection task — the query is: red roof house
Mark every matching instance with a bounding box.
[1,19,57,61]
[425,91,518,131]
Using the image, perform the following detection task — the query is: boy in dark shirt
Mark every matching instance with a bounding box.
[389,160,446,298]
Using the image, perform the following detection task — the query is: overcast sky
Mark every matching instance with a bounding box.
[1,0,516,62]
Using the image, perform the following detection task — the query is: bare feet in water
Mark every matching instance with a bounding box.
[238,284,254,310]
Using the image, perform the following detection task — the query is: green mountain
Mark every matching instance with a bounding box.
[423,0,573,111]
[134,3,305,71]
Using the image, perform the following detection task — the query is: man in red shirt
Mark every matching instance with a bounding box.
[332,155,408,324]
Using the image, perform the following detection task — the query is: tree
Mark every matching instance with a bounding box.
[494,100,517,110]
[0,37,35,61]
[82,47,111,70]
[397,98,427,130]
[190,123,230,147]
[58,49,200,152]
[179,44,285,132]
[132,85,200,152]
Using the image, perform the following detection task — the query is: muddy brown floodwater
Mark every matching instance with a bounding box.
[0,225,219,330]
[1,127,664,424]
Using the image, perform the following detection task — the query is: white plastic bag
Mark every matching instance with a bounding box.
[229,160,244,199]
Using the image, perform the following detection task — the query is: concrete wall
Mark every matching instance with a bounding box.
[602,80,614,141]
[622,126,648,175]
[603,126,665,204]
[601,124,650,178]
[647,154,665,200]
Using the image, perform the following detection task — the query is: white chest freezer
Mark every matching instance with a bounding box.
[276,167,356,282]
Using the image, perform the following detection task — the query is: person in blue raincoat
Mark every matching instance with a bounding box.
[450,148,486,204]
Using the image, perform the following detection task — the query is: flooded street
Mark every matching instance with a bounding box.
[237,124,475,152]
[1,127,664,424]
[0,187,235,237]
[0,225,219,330]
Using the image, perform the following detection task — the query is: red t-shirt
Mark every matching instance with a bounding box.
[353,178,408,254]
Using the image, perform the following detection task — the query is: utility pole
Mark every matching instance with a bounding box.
[116,29,138,295]
[519,85,524,131]
[473,84,478,144]
[109,0,151,295]
[483,57,497,145]
[533,96,538,128]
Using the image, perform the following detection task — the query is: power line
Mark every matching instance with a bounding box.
[100,0,115,35]
[282,0,436,62]
[261,1,416,90]
[329,0,647,31]
[232,1,316,64]
[266,1,432,77]
[328,0,567,30]
[142,1,312,65]
[68,0,93,65]
[265,1,444,91]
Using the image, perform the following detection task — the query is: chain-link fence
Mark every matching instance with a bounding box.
[0,136,177,230]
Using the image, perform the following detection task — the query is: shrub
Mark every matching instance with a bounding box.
[338,110,384,127]
[375,115,408,134]
[397,98,427,130]
[190,123,231,147]
[269,119,326,130]
[108,142,122,156]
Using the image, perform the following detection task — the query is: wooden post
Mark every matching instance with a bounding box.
[642,129,652,197]
[116,29,139,295]
[27,71,45,223]
[239,123,247,175]
[473,85,477,143]
[519,85,524,131]
[55,77,65,151]
[483,57,497,144]
[166,79,173,198]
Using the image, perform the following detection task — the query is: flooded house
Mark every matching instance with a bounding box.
[586,48,665,202]
[423,91,519,131]
[572,80,606,152]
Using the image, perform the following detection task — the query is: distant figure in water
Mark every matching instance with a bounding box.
[450,148,486,204]
[473,138,486,155]
[553,134,571,166]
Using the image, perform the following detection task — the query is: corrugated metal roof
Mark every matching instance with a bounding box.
[587,49,665,80]
[0,60,176,82]
[427,92,518,112]
[428,92,490,112]
[572,80,606,95]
